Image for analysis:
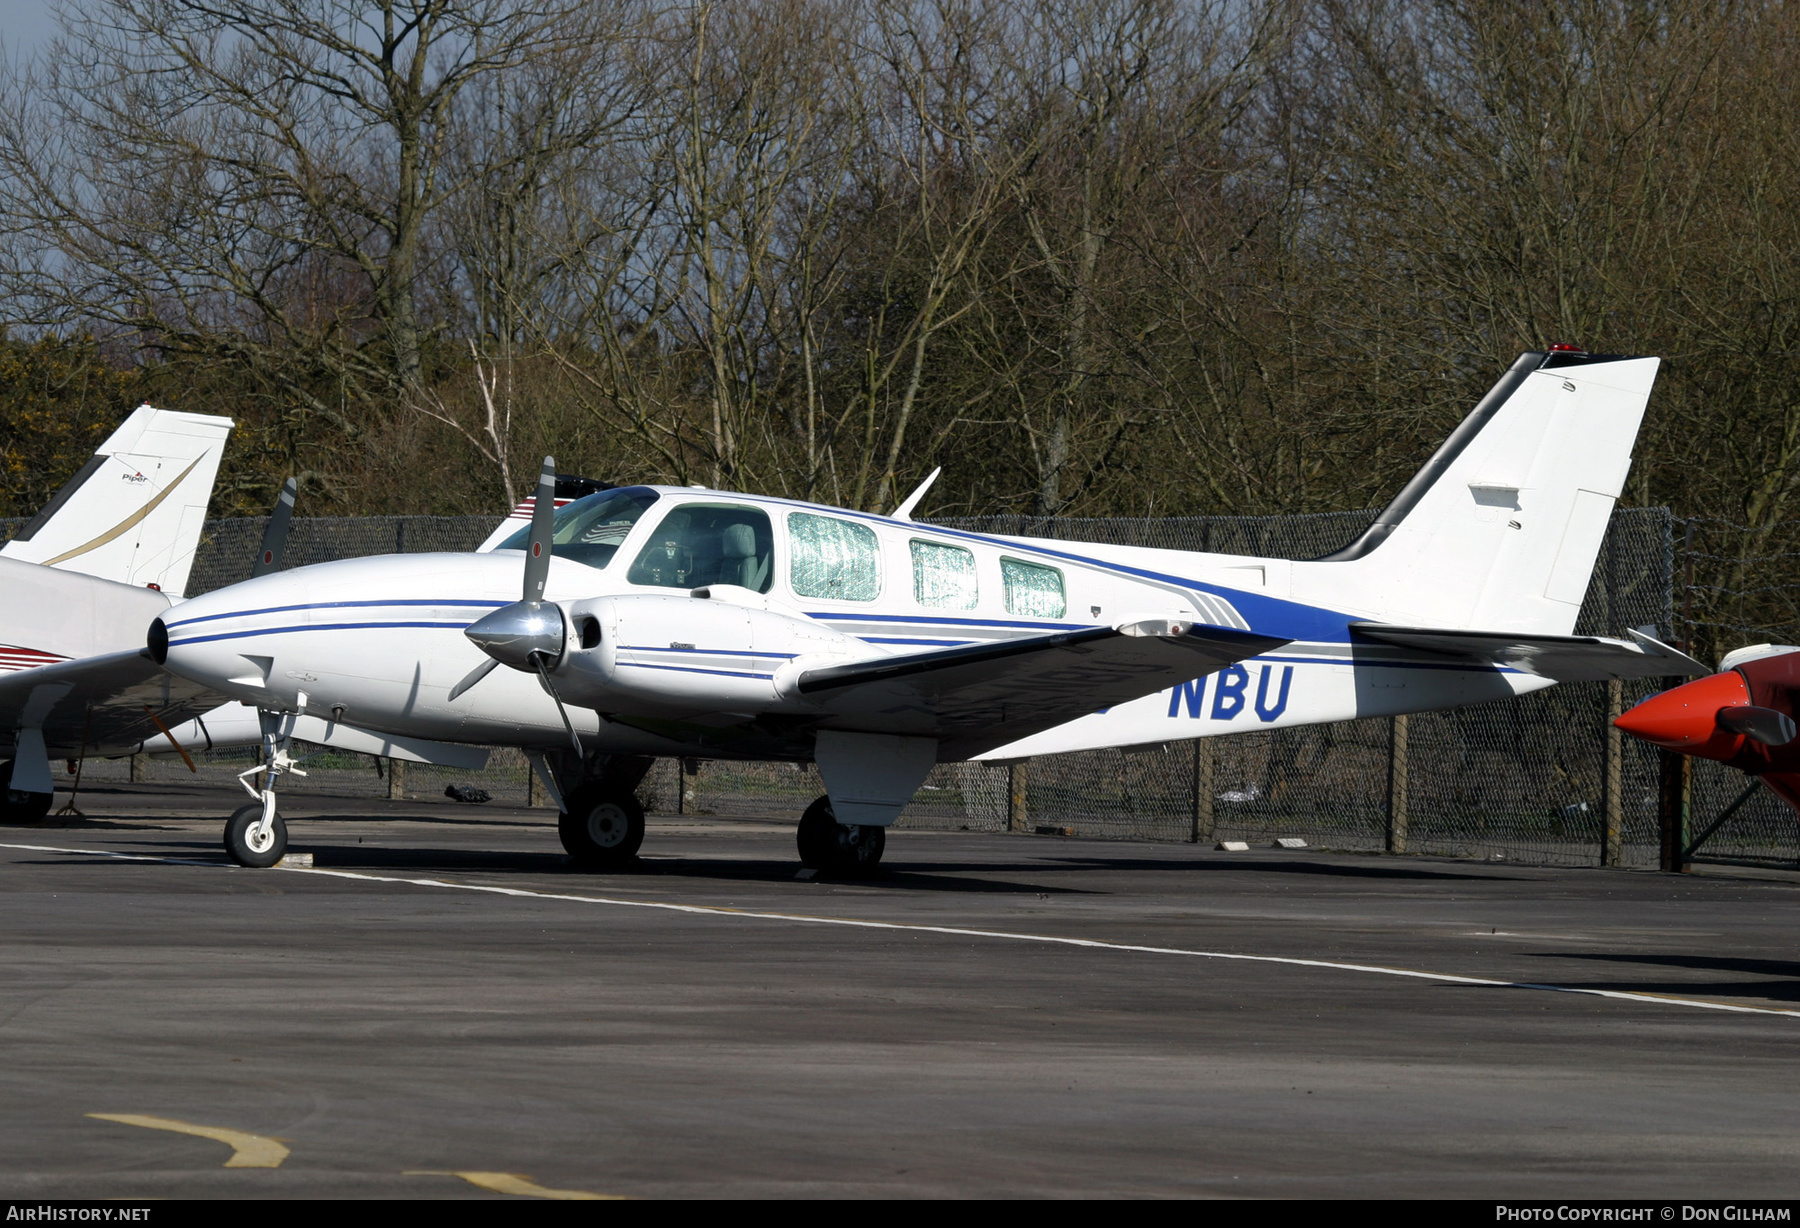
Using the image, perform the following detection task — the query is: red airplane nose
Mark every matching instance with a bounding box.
[1614,671,1750,758]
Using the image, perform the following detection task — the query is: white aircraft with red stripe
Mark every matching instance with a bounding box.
[153,349,1706,871]
[0,405,232,819]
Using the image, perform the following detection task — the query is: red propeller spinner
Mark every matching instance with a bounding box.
[1614,647,1800,811]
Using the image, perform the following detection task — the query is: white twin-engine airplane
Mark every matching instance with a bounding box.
[152,349,1706,871]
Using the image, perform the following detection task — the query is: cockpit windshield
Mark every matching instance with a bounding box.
[494,488,660,570]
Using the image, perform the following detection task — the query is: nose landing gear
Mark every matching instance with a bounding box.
[224,711,304,867]
[797,796,885,877]
[225,797,288,868]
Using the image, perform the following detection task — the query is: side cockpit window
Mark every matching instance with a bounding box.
[627,503,774,593]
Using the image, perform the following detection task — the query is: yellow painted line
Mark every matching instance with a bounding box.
[11,840,1800,1022]
[407,1170,622,1200]
[88,1113,289,1168]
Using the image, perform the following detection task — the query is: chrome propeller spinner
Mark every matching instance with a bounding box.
[455,456,584,755]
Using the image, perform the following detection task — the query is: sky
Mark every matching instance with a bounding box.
[0,0,59,57]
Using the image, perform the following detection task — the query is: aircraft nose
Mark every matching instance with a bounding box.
[1614,670,1750,757]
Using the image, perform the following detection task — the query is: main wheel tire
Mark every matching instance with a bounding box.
[224,802,287,868]
[796,796,885,876]
[0,759,53,825]
[559,785,645,868]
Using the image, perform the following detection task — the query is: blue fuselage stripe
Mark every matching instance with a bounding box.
[169,620,478,647]
[165,597,508,630]
[619,645,797,659]
[617,661,776,681]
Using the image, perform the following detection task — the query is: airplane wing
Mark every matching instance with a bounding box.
[797,619,1289,760]
[1349,623,1709,683]
[0,649,224,759]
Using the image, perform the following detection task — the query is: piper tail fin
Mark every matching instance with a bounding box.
[1310,350,1660,636]
[0,405,233,596]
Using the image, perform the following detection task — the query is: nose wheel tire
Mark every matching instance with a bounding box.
[796,796,885,876]
[225,803,287,868]
[0,760,52,824]
[559,785,645,868]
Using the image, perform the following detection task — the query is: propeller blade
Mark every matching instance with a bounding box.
[531,651,584,757]
[1718,704,1798,747]
[251,477,299,578]
[447,657,501,701]
[522,456,557,602]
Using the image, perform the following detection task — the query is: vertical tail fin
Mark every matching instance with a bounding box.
[1307,351,1660,635]
[0,405,233,596]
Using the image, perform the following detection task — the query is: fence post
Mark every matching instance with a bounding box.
[1387,715,1409,854]
[1602,679,1624,866]
[527,760,546,808]
[1658,747,1690,872]
[1190,738,1215,844]
[680,758,699,814]
[1008,762,1029,833]
[387,757,406,801]
[129,753,142,784]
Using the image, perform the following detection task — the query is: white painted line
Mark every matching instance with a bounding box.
[7,840,1798,1021]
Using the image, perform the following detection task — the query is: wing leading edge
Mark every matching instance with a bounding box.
[798,619,1289,760]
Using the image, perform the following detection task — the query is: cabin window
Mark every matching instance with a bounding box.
[789,512,881,601]
[626,503,774,592]
[493,487,659,571]
[1001,557,1065,618]
[910,540,978,610]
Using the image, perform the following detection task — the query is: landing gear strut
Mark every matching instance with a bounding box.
[797,796,885,876]
[225,710,303,867]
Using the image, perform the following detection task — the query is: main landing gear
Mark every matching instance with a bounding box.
[554,754,651,870]
[797,795,885,877]
[559,784,646,867]
[0,759,53,824]
[224,711,304,868]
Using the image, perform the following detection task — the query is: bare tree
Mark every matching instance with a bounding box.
[0,0,588,495]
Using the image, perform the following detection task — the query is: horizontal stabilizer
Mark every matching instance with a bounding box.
[1350,623,1708,683]
[799,619,1288,760]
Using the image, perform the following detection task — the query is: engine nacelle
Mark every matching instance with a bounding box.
[551,591,869,715]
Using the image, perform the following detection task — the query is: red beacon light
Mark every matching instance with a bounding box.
[1548,342,1585,353]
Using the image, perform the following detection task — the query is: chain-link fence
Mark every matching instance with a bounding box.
[14,503,1793,869]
